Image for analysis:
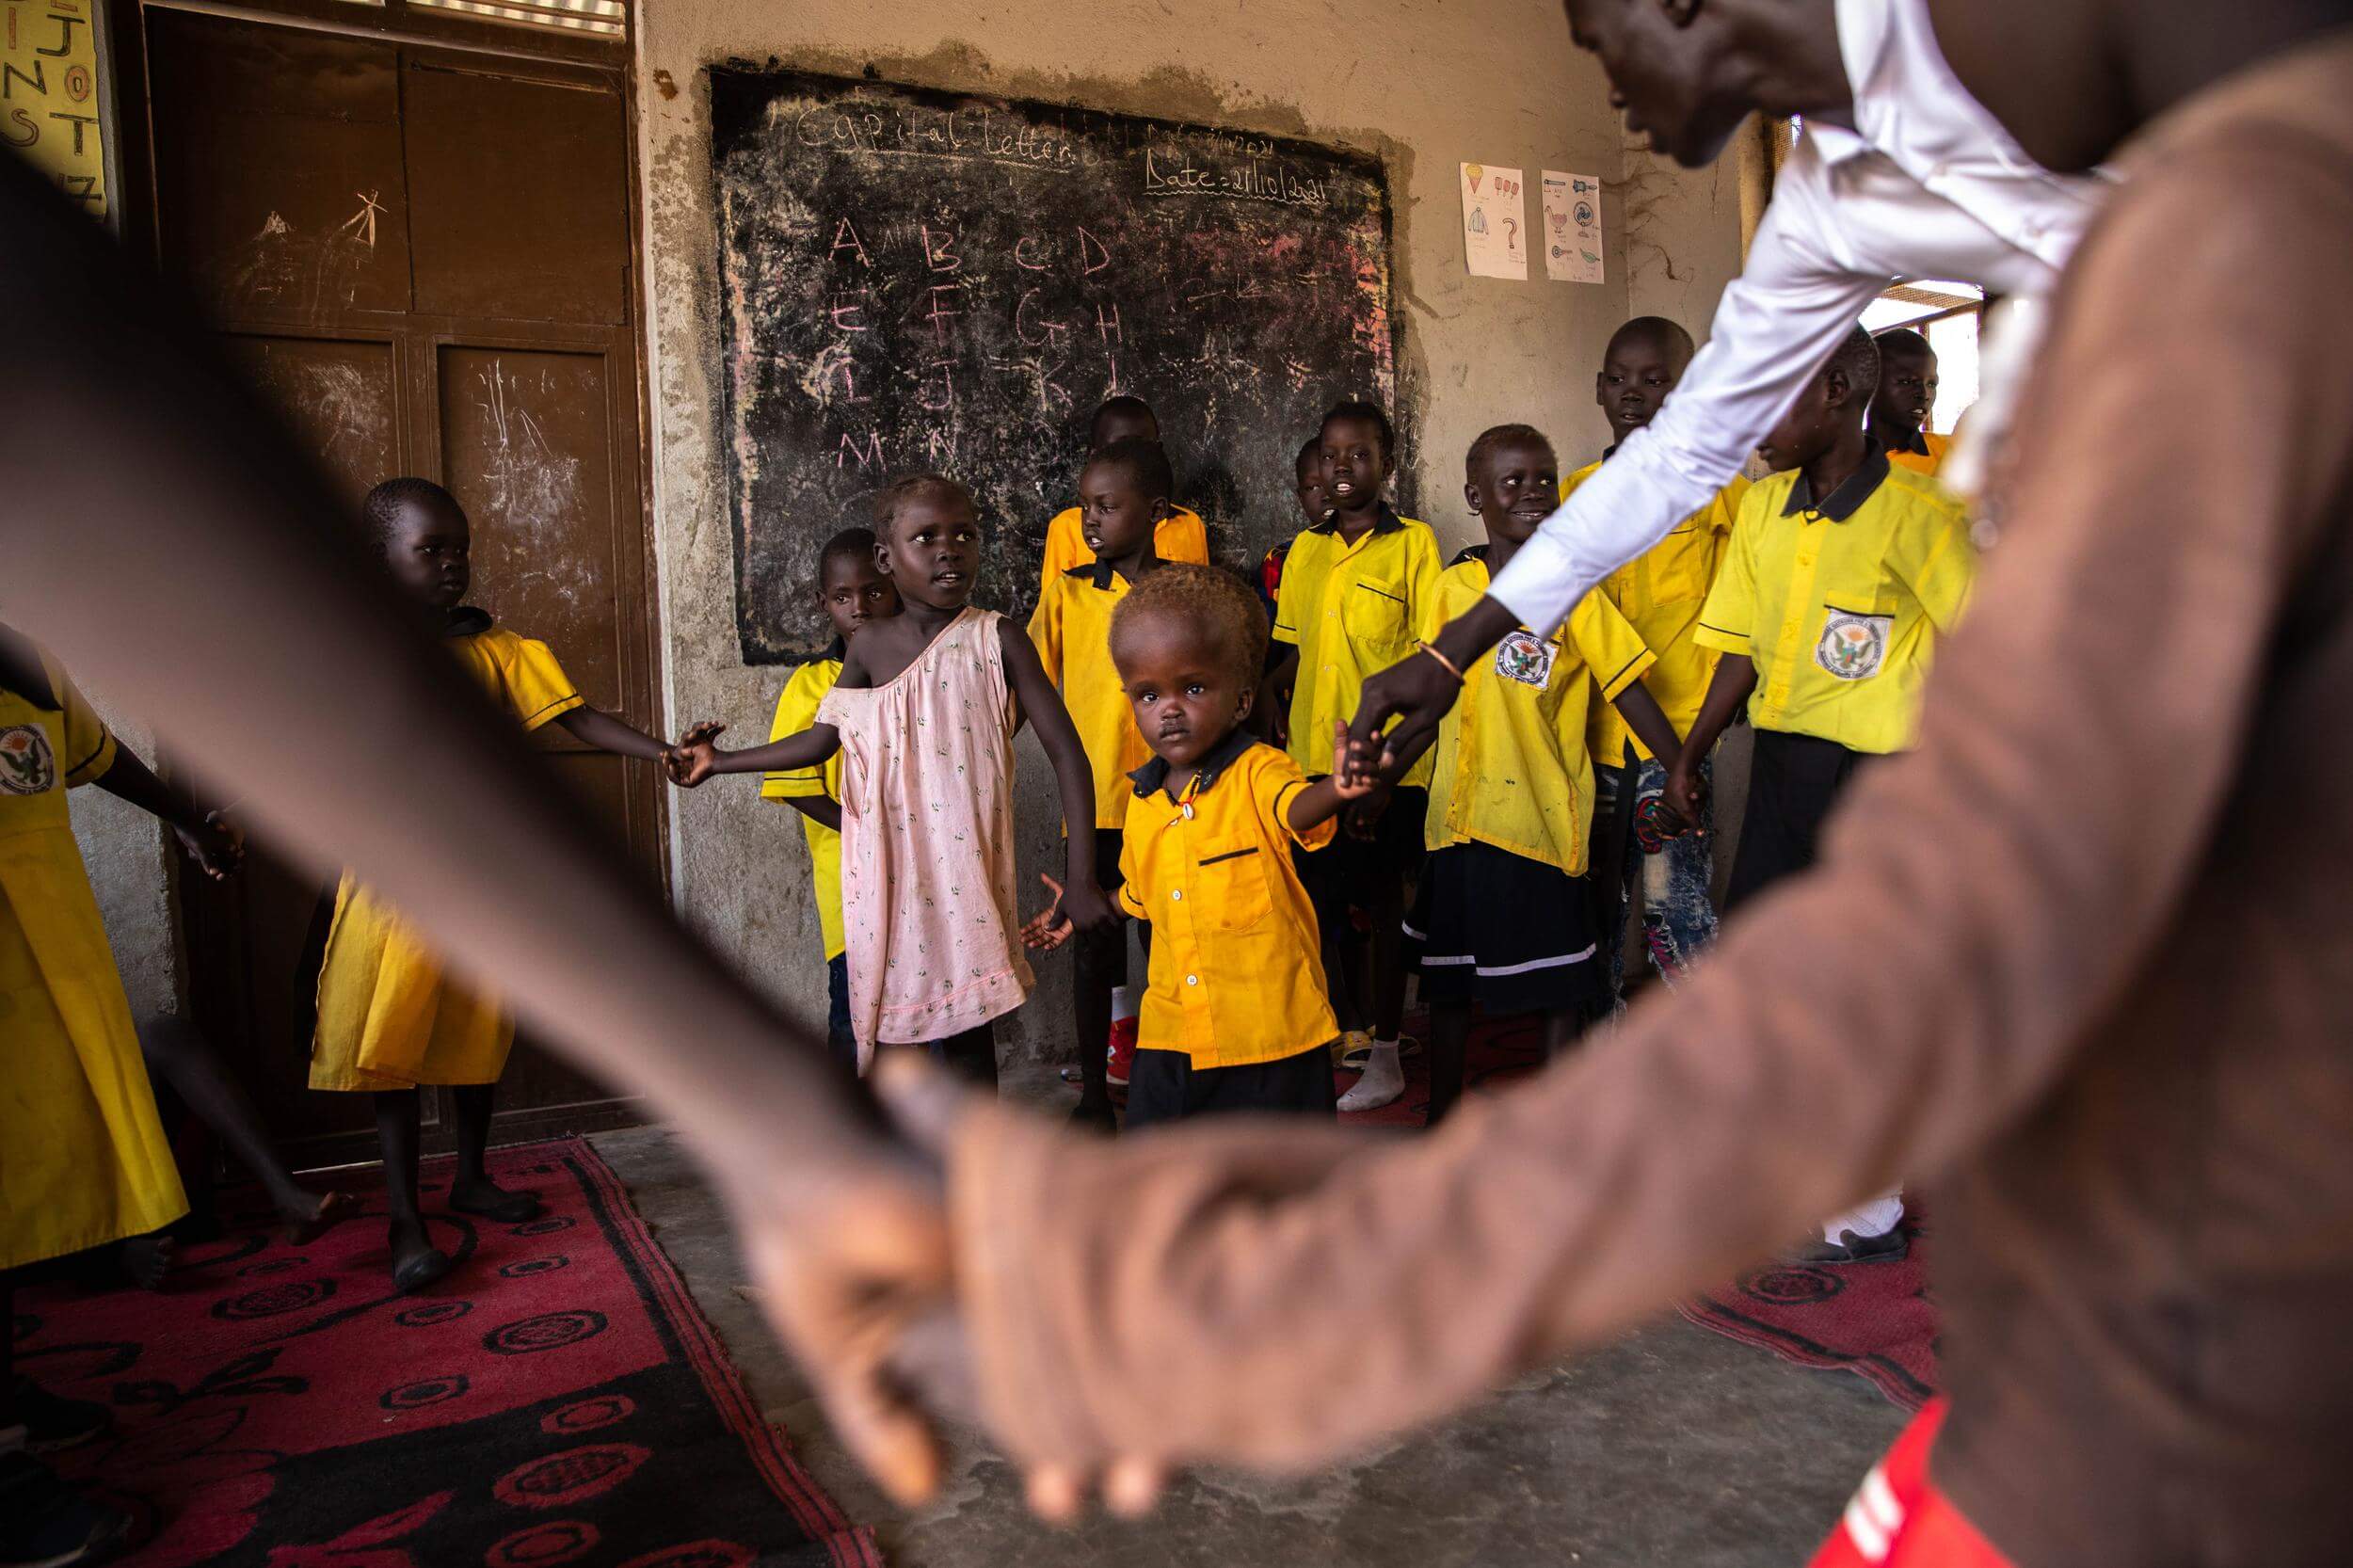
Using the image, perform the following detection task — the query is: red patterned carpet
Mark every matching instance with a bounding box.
[12,1138,876,1568]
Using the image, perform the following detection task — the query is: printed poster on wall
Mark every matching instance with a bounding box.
[1543,170,1604,284]
[3,0,107,218]
[1460,162,1527,280]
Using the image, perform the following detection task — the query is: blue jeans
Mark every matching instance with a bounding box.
[1593,748,1719,1002]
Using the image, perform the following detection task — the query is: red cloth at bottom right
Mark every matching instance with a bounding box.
[1808,1401,2015,1568]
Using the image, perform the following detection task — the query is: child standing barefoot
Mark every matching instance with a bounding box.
[671,475,1114,1085]
[312,479,682,1292]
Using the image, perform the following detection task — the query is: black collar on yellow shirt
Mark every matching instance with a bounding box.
[1782,442,1893,523]
[1128,726,1259,804]
[1066,555,1160,593]
[443,605,495,638]
[1880,424,1932,457]
[1306,502,1405,538]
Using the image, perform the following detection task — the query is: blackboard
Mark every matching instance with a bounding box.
[710,66,1400,664]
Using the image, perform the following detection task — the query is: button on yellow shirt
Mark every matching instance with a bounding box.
[1561,459,1750,766]
[1038,504,1209,593]
[1028,564,1152,829]
[762,655,848,961]
[1887,429,1952,476]
[1420,553,1655,875]
[1272,508,1442,787]
[1116,734,1338,1068]
[1693,452,1976,755]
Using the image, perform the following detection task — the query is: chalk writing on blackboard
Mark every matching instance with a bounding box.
[711,68,1400,664]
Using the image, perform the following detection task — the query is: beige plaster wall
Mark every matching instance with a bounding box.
[632,0,1747,1061]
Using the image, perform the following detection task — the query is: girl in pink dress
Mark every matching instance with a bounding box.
[671,476,1115,1084]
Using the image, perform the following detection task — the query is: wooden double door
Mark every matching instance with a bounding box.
[109,0,662,1166]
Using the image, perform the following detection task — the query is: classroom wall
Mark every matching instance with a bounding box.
[634,0,1744,1060]
[70,702,182,1021]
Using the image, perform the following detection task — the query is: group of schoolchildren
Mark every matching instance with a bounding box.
[3,314,1972,1388]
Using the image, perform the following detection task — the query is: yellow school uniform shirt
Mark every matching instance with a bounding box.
[1887,429,1952,476]
[0,654,188,1270]
[1419,552,1656,875]
[1561,458,1752,766]
[761,653,848,962]
[1038,504,1209,592]
[1117,732,1337,1068]
[1272,506,1442,788]
[1692,450,1976,756]
[310,614,585,1091]
[1027,563,1151,830]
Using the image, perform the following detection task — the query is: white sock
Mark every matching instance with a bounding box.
[1822,1192,1905,1243]
[1338,1041,1404,1112]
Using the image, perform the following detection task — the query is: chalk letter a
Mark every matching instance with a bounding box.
[831,217,872,266]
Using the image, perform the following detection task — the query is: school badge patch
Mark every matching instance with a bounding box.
[1494,630,1558,687]
[0,725,58,794]
[1815,610,1892,681]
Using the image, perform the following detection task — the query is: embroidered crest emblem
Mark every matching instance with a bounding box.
[1816,610,1893,681]
[1494,630,1558,688]
[0,725,58,795]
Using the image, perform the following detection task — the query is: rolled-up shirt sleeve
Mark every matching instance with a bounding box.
[1488,155,1888,637]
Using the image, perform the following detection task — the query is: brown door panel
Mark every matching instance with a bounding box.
[216,333,403,513]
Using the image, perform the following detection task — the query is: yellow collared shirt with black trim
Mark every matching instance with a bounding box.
[1885,427,1952,477]
[1028,561,1151,829]
[1116,731,1338,1068]
[1561,456,1751,765]
[761,651,849,962]
[1038,504,1209,593]
[1419,552,1656,875]
[1272,505,1442,786]
[443,609,586,733]
[1693,447,1976,756]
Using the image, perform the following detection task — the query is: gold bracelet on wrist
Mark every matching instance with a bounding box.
[1416,640,1466,684]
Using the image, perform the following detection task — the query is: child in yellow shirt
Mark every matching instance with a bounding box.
[762,527,900,1072]
[1412,426,1688,1123]
[1029,439,1171,1129]
[1269,399,1442,1112]
[1868,328,1951,475]
[1025,565,1369,1127]
[1037,396,1209,591]
[311,478,683,1292]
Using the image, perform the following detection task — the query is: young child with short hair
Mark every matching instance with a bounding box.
[1255,435,1331,631]
[1411,425,1689,1124]
[1268,398,1442,1112]
[1029,437,1172,1129]
[1674,326,1977,1263]
[761,527,900,1072]
[1038,396,1209,589]
[673,475,1115,1087]
[1868,328,1949,475]
[1566,316,1750,1001]
[311,477,683,1291]
[1024,564,1369,1127]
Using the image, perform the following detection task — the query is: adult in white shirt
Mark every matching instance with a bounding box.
[1352,0,2105,758]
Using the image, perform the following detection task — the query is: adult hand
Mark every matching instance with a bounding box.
[1346,650,1458,779]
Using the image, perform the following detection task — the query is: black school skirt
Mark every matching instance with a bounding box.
[1403,840,1602,1016]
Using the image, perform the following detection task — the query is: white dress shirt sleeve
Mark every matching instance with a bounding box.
[1487,152,1890,637]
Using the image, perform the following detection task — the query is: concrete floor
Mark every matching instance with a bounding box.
[593,1060,1902,1568]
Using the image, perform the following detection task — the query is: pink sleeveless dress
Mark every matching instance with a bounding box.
[818,607,1032,1066]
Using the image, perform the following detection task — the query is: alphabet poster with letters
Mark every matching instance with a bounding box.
[3,0,106,217]
[1460,162,1527,280]
[1543,170,1604,284]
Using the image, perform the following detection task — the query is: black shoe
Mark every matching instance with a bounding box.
[0,1449,135,1567]
[9,1379,111,1455]
[1786,1226,1909,1266]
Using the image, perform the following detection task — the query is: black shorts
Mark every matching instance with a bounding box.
[1405,840,1602,1015]
[1723,729,1875,913]
[1124,1042,1337,1130]
[1299,784,1427,914]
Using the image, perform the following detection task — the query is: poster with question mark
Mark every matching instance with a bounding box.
[1542,170,1605,284]
[1460,162,1528,280]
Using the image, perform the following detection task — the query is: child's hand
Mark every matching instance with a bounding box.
[1021,873,1077,951]
[174,808,244,880]
[1057,877,1120,935]
[1344,781,1394,840]
[1329,723,1379,800]
[666,721,726,787]
[1662,758,1706,832]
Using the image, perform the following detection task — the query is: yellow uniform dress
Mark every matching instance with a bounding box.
[1028,563,1151,831]
[309,616,584,1091]
[1561,459,1751,766]
[1271,506,1443,789]
[761,653,848,963]
[1038,504,1208,593]
[0,658,188,1270]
